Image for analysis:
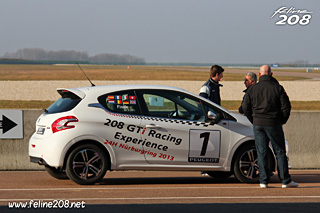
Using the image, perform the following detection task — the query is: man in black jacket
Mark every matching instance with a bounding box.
[199,65,223,176]
[239,72,257,114]
[242,65,298,188]
[199,65,224,105]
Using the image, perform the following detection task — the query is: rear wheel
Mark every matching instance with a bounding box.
[233,144,274,183]
[44,165,68,180]
[66,144,108,185]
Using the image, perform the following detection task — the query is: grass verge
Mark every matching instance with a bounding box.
[0,64,309,81]
[1,100,320,111]
[222,101,320,111]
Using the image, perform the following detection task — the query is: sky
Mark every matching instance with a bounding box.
[0,0,319,64]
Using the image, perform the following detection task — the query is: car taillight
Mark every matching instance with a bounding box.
[51,116,78,133]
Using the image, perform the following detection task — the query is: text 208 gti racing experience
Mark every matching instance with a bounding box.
[29,85,288,185]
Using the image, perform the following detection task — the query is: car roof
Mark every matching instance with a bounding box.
[57,84,238,121]
[57,84,191,98]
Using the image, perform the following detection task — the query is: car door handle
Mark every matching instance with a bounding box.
[145,124,162,129]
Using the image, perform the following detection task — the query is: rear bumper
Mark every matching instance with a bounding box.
[30,157,49,166]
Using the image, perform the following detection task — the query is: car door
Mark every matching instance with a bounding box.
[97,90,147,167]
[136,89,231,167]
[189,101,233,167]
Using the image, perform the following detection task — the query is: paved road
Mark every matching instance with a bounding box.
[1,170,319,208]
[161,67,320,80]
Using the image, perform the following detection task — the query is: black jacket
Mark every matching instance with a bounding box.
[199,78,223,105]
[242,75,291,126]
[238,88,248,114]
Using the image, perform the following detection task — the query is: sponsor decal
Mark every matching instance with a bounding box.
[104,120,183,152]
[117,105,128,109]
[114,132,168,151]
[148,129,182,145]
[104,139,174,161]
[188,130,221,163]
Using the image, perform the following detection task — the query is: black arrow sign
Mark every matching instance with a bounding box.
[0,115,18,134]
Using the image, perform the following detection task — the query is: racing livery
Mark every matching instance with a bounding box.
[29,85,288,185]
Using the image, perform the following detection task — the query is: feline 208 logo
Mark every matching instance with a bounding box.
[271,6,313,26]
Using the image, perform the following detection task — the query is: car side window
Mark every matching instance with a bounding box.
[137,90,205,121]
[98,91,141,115]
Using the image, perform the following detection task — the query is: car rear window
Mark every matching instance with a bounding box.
[46,91,81,114]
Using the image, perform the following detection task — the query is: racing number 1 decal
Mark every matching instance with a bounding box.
[189,130,221,163]
[200,132,210,156]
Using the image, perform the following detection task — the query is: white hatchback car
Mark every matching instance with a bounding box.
[29,84,285,185]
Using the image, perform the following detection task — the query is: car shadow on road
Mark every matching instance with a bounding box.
[97,172,320,186]
[289,173,320,184]
[267,171,320,186]
[98,176,240,185]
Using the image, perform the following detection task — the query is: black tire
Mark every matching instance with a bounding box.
[233,144,274,183]
[206,171,233,179]
[44,165,68,180]
[66,144,108,185]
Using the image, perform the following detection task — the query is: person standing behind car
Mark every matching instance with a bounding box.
[238,72,257,114]
[199,64,224,177]
[199,65,224,105]
[242,65,298,188]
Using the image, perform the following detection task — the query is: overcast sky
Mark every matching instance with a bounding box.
[0,0,319,64]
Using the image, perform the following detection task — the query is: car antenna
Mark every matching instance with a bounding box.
[76,63,95,86]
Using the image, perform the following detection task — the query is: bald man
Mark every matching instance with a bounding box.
[242,65,298,188]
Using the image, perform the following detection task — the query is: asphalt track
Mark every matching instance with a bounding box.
[177,67,320,80]
[1,170,320,212]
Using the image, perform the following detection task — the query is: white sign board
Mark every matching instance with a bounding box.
[0,110,23,139]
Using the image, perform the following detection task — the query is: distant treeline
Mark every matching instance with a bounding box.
[1,48,146,65]
[1,48,319,67]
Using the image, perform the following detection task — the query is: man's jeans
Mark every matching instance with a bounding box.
[253,125,291,185]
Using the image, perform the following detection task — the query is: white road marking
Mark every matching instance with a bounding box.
[0,186,272,191]
[1,196,320,202]
[0,186,304,191]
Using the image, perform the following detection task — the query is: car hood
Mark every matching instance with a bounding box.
[229,112,253,128]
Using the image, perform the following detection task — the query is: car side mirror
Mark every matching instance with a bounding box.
[207,111,220,124]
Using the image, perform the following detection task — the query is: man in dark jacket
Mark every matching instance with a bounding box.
[199,65,224,105]
[239,72,257,114]
[199,65,223,176]
[242,65,298,188]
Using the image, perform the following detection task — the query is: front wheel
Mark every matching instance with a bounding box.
[233,144,274,183]
[66,144,108,185]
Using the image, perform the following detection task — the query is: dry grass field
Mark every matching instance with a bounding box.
[1,100,320,111]
[0,64,310,81]
[0,64,319,110]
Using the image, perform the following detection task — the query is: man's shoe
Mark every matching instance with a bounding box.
[282,181,299,188]
[260,183,268,188]
[201,171,209,177]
